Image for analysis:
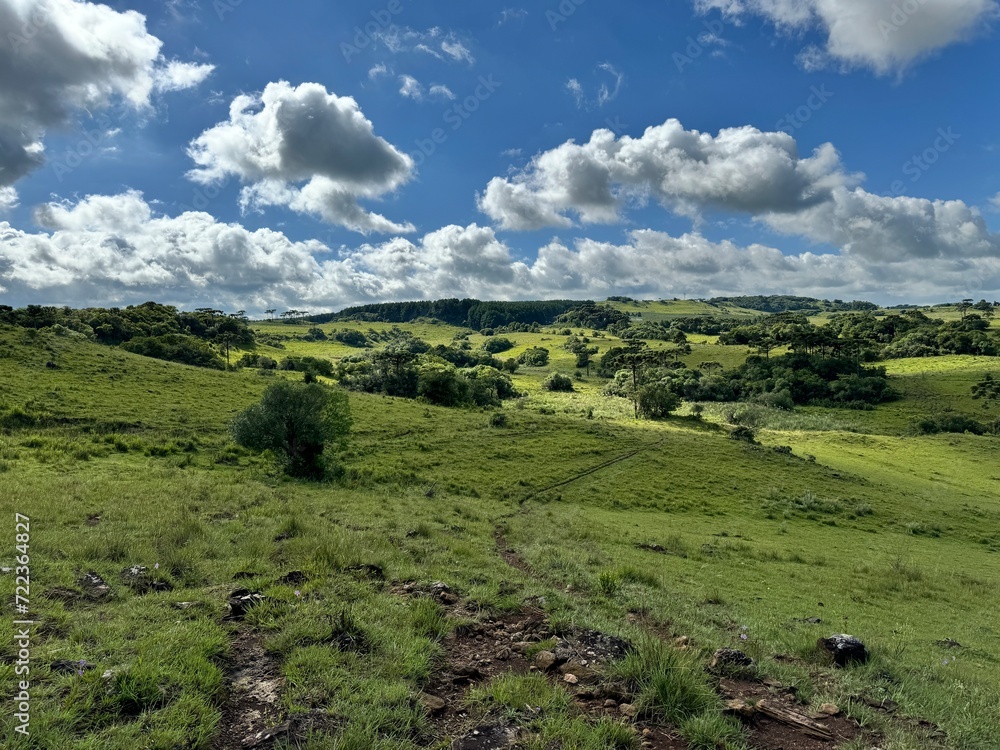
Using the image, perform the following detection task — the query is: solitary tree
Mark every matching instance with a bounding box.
[231,381,352,479]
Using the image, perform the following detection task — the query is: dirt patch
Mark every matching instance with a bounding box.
[493,529,531,575]
[212,630,285,750]
[719,678,866,749]
[398,584,684,750]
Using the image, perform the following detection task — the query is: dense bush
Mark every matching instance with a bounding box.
[915,414,999,436]
[517,347,550,367]
[333,330,368,348]
[230,381,351,478]
[279,356,334,378]
[121,335,225,369]
[482,336,515,354]
[636,382,680,419]
[543,373,576,392]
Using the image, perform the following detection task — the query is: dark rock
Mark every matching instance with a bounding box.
[43,586,82,602]
[120,566,172,594]
[79,572,113,600]
[419,692,447,714]
[451,724,517,750]
[233,571,260,581]
[534,650,557,671]
[226,589,265,619]
[819,634,870,667]
[709,648,756,674]
[277,570,308,585]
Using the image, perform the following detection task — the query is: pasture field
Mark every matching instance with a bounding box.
[0,318,998,749]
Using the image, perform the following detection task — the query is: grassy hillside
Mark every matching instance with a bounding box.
[1,321,998,749]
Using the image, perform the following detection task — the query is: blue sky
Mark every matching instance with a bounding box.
[2,0,1000,312]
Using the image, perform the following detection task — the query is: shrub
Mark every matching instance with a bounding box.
[636,382,680,419]
[517,347,550,367]
[333,330,368,348]
[230,381,351,479]
[482,336,515,354]
[543,373,575,392]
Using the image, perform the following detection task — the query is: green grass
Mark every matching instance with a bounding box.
[1,322,999,748]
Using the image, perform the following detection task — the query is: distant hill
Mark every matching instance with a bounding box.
[707,295,879,314]
[310,299,584,329]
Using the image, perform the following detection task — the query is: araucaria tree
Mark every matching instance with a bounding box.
[231,381,351,479]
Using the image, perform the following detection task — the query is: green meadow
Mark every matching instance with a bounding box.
[1,302,998,749]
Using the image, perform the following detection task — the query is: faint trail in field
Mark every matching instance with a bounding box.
[521,436,668,501]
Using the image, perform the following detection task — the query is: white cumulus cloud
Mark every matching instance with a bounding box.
[187,81,415,234]
[695,0,999,74]
[479,119,856,230]
[0,0,212,186]
[2,192,999,311]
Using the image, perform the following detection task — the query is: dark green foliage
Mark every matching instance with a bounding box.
[333,330,369,347]
[517,347,550,367]
[416,362,470,407]
[709,295,879,313]
[303,327,328,341]
[315,298,581,328]
[482,336,515,354]
[0,302,255,368]
[236,353,278,369]
[543,373,576,392]
[279,356,335,377]
[636,382,680,419]
[708,354,897,407]
[915,414,999,436]
[230,381,351,478]
[556,302,632,331]
[972,374,1000,401]
[121,334,225,369]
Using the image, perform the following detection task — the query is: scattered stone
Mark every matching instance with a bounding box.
[603,698,618,708]
[419,692,448,715]
[563,673,579,684]
[511,641,534,654]
[233,571,259,581]
[619,703,638,718]
[226,589,266,620]
[709,648,756,674]
[817,703,841,717]
[85,514,102,526]
[819,634,870,667]
[725,698,756,718]
[559,659,597,683]
[451,724,517,750]
[172,601,200,610]
[120,565,172,594]
[534,650,557,671]
[79,572,113,601]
